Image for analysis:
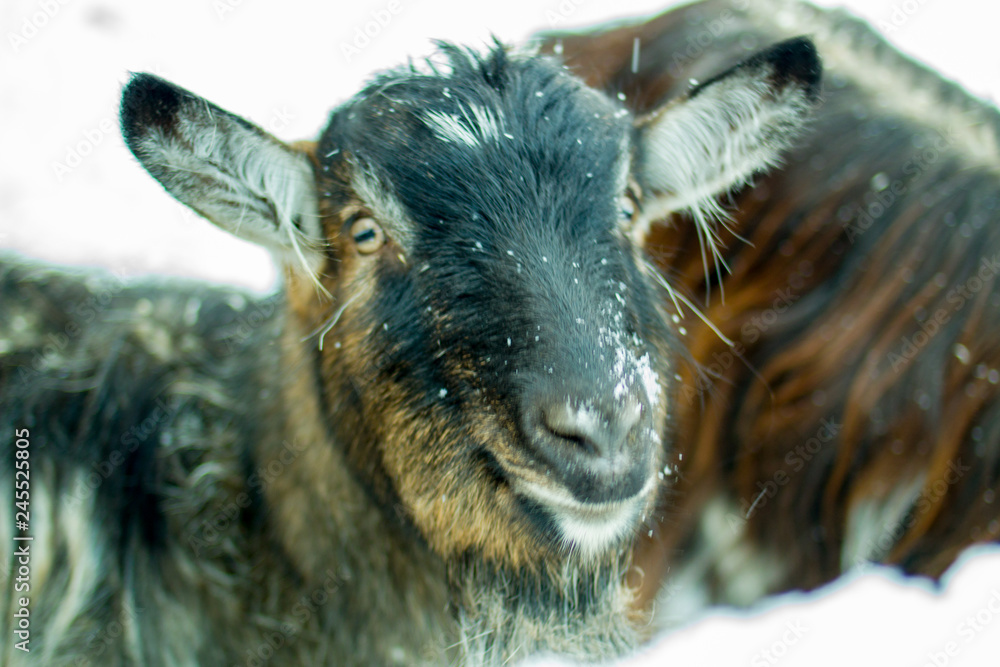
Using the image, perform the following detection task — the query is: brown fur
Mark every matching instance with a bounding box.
[543,0,1000,611]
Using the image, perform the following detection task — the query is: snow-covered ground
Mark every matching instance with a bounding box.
[532,546,1000,666]
[3,0,1000,664]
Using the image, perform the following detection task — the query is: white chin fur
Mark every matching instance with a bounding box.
[517,479,653,561]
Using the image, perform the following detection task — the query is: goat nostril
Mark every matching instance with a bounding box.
[540,399,642,457]
[543,403,600,453]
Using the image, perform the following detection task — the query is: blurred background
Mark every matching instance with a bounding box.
[2,0,999,292]
[3,1,1000,665]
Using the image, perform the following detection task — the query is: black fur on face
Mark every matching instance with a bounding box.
[314,43,676,564]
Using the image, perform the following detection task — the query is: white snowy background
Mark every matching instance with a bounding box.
[3,0,1000,665]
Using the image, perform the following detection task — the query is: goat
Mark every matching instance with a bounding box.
[1,1,997,665]
[0,23,820,665]
[539,0,1000,621]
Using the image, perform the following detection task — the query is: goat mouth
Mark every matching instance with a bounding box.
[514,477,655,559]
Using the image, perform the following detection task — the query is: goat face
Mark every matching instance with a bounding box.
[120,38,820,569]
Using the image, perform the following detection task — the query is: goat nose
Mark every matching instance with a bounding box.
[523,389,651,504]
[541,398,642,459]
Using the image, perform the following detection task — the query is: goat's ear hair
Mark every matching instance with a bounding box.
[634,36,821,227]
[120,73,323,273]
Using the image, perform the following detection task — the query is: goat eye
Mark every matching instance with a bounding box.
[350,217,385,254]
[618,194,636,222]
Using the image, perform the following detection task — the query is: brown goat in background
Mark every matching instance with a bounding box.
[541,0,1000,620]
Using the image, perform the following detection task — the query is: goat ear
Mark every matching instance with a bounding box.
[634,37,821,226]
[120,73,323,272]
